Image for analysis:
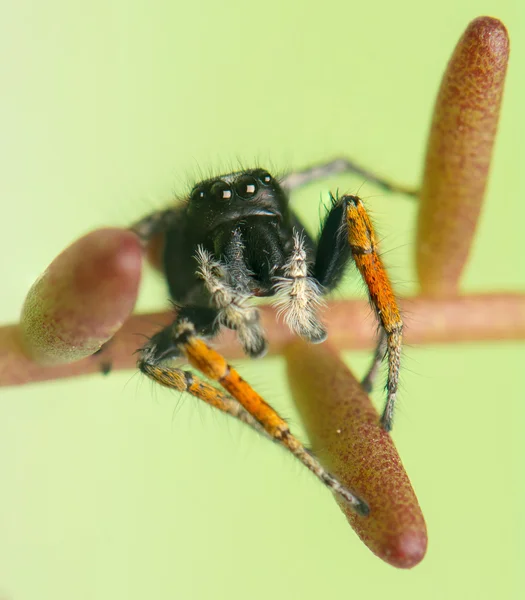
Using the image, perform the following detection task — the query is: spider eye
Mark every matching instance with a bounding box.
[190,185,207,202]
[210,181,233,201]
[235,175,258,199]
[257,170,272,185]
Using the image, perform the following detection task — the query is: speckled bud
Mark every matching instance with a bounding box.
[20,228,143,364]
[284,339,427,568]
[416,17,509,295]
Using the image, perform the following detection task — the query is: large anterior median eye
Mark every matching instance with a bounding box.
[235,175,258,199]
[210,181,233,201]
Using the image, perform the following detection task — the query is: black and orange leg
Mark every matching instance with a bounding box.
[361,329,387,394]
[138,319,369,516]
[140,361,269,437]
[282,157,418,197]
[315,194,403,432]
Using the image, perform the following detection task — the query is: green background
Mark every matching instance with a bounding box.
[0,0,524,598]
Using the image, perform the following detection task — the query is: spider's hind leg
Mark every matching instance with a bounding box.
[314,193,403,432]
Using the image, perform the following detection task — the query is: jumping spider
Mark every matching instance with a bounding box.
[131,158,413,516]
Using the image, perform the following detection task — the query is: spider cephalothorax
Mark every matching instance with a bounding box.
[131,159,407,516]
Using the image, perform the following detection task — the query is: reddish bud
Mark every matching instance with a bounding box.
[416,17,509,295]
[20,228,142,364]
[284,339,427,568]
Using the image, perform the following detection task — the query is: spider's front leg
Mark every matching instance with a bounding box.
[314,194,403,432]
[138,319,369,516]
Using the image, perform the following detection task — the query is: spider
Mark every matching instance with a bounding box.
[131,158,414,517]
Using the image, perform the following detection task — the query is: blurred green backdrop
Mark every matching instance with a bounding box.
[0,0,523,599]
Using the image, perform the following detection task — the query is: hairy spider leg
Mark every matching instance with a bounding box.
[313,194,402,431]
[139,361,268,436]
[361,329,388,394]
[282,157,418,197]
[138,320,369,516]
[130,207,183,245]
[345,195,403,431]
[129,206,186,273]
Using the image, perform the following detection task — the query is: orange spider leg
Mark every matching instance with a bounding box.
[344,195,403,431]
[139,322,369,516]
[183,334,368,514]
[140,362,269,434]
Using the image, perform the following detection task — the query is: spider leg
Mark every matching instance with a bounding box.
[314,194,403,432]
[140,361,269,437]
[282,157,417,197]
[138,319,369,516]
[361,329,387,393]
[130,207,184,245]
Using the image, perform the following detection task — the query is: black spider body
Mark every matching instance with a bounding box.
[163,170,311,299]
[152,168,353,355]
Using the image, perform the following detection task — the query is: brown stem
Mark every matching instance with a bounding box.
[1,292,524,388]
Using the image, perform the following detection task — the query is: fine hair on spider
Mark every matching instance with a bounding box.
[129,157,414,516]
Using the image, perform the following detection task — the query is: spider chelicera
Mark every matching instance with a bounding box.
[131,158,414,516]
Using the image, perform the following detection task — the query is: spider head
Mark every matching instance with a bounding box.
[186,169,289,231]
